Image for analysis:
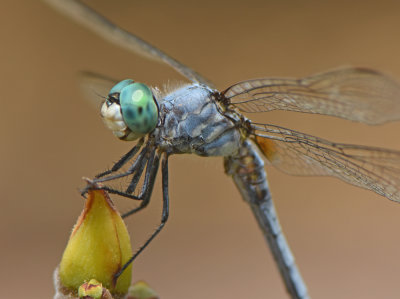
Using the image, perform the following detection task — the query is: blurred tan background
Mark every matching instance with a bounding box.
[3,0,400,298]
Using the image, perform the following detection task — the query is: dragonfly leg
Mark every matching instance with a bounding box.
[114,152,170,282]
[94,143,150,183]
[89,148,160,213]
[80,144,149,198]
[96,186,140,200]
[95,138,144,178]
[93,149,151,201]
[122,149,160,218]
[125,147,155,194]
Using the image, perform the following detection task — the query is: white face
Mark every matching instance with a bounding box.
[100,101,128,138]
[100,101,142,141]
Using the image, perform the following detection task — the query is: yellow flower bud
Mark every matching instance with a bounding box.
[58,183,133,297]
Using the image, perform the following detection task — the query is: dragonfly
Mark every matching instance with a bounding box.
[45,1,400,298]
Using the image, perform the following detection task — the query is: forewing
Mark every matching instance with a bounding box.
[44,0,213,87]
[224,68,400,125]
[252,123,400,202]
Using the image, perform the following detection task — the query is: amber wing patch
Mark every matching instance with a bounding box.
[255,136,279,162]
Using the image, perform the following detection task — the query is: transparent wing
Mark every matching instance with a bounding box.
[78,71,117,109]
[223,68,400,125]
[252,123,400,202]
[44,0,214,88]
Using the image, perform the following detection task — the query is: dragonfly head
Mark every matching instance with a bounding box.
[101,79,159,141]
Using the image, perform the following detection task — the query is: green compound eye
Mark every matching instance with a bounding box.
[108,79,134,95]
[119,82,159,137]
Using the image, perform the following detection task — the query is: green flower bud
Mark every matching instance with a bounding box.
[127,281,159,299]
[78,279,104,298]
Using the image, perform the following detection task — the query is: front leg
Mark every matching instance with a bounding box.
[81,142,149,199]
[95,138,144,178]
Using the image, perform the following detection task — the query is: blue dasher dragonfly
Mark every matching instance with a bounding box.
[45,1,400,298]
